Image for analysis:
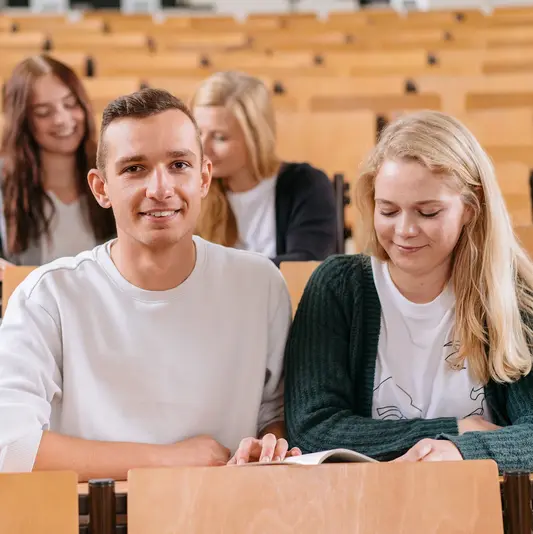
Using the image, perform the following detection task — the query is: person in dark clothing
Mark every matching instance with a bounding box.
[191,71,336,267]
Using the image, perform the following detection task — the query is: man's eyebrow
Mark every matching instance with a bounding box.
[114,150,198,168]
[115,154,146,167]
[167,149,197,161]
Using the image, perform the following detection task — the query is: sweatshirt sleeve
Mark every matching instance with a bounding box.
[272,165,337,266]
[257,266,292,433]
[0,284,62,472]
[441,364,533,473]
[284,258,459,460]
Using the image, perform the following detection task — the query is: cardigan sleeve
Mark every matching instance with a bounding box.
[441,358,533,473]
[272,164,336,267]
[284,257,459,461]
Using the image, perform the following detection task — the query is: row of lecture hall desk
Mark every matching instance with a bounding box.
[0,462,530,534]
[5,13,533,233]
[2,7,533,531]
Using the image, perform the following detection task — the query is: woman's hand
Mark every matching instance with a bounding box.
[458,415,501,434]
[228,433,302,465]
[393,439,463,463]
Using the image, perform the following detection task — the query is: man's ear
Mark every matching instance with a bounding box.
[200,157,213,199]
[87,168,111,209]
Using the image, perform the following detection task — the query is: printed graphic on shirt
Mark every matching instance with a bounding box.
[373,377,422,420]
[444,340,466,369]
[465,386,486,417]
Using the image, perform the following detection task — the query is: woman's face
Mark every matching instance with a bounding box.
[193,105,249,180]
[374,159,471,279]
[29,73,86,156]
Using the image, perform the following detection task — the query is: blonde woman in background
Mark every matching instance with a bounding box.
[284,110,533,472]
[191,71,337,266]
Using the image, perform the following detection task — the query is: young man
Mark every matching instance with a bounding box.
[0,89,296,481]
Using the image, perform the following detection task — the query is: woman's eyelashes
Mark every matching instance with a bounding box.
[378,209,442,218]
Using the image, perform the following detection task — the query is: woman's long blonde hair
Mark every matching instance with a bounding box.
[190,71,280,247]
[355,110,533,384]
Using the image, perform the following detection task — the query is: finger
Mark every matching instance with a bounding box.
[222,446,231,462]
[234,438,261,465]
[394,440,433,463]
[272,438,289,462]
[421,450,443,462]
[227,455,237,465]
[287,447,302,457]
[259,433,278,463]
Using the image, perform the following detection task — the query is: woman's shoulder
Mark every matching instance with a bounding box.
[308,253,373,295]
[277,161,330,189]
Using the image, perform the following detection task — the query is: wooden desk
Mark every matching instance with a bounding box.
[75,474,533,491]
[74,472,532,534]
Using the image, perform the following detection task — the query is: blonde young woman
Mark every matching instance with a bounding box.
[284,110,533,471]
[191,71,337,266]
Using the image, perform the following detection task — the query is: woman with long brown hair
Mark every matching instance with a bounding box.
[0,55,115,274]
[191,71,337,267]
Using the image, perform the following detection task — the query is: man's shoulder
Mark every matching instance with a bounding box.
[200,238,283,281]
[18,247,103,300]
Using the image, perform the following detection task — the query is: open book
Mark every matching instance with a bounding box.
[242,449,378,466]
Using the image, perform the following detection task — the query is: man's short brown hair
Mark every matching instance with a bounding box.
[96,88,203,172]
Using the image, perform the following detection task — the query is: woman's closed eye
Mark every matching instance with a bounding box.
[379,210,398,217]
[420,210,441,218]
[379,209,442,218]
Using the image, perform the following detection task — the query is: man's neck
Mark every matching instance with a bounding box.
[110,234,197,291]
[41,151,78,196]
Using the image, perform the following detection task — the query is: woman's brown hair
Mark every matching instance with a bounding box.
[190,71,280,247]
[0,55,115,255]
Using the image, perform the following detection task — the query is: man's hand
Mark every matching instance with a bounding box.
[458,416,501,434]
[228,433,302,465]
[393,439,463,463]
[170,435,231,466]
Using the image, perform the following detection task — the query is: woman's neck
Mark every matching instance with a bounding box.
[40,151,79,203]
[224,168,258,194]
[388,259,451,304]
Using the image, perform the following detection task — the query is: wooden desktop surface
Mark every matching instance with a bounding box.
[76,473,533,494]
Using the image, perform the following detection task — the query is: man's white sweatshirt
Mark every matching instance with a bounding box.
[0,236,291,472]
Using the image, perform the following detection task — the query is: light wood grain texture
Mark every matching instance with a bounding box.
[0,471,78,534]
[127,461,503,534]
[461,108,533,146]
[280,261,320,315]
[515,225,533,259]
[2,265,37,315]
[310,93,441,114]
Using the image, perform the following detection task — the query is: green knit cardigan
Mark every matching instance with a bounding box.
[284,254,533,473]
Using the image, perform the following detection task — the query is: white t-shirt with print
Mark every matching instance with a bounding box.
[371,257,491,422]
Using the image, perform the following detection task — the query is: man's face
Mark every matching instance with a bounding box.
[94,109,211,250]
